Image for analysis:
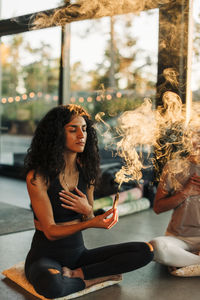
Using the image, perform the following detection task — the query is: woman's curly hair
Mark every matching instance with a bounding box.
[24,104,100,187]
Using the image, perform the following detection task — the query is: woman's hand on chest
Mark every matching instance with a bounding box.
[59,187,92,216]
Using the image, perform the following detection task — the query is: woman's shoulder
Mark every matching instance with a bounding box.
[26,170,47,188]
[26,170,35,183]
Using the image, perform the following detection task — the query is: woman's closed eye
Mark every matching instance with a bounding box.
[69,127,86,133]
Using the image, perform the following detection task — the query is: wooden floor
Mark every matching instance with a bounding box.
[0,176,199,300]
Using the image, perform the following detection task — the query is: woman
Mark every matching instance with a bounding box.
[24,104,153,299]
[150,129,200,270]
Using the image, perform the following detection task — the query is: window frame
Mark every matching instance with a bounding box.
[0,1,193,176]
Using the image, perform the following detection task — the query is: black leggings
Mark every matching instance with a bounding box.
[25,242,153,299]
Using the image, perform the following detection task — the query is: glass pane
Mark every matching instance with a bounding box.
[192,0,200,102]
[0,27,61,167]
[67,9,158,150]
[1,0,61,19]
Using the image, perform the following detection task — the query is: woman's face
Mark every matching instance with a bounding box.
[64,115,87,153]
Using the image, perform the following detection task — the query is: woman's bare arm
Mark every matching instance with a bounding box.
[154,174,200,214]
[153,183,187,214]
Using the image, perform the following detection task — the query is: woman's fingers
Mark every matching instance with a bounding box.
[60,190,79,200]
[107,209,118,229]
[59,190,88,205]
[59,190,90,215]
[61,203,76,211]
[191,174,200,181]
[190,179,200,187]
[114,208,119,222]
[60,197,74,205]
[103,208,118,229]
[59,195,76,205]
[59,190,81,202]
[107,217,118,229]
[102,208,114,218]
[74,187,85,197]
[90,208,118,229]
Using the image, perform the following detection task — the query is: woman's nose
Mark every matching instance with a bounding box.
[77,129,84,138]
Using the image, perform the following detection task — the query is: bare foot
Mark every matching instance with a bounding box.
[62,266,73,277]
[63,266,122,288]
[84,274,122,288]
[168,266,180,274]
[192,251,200,256]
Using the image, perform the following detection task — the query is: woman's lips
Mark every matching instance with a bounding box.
[76,142,85,146]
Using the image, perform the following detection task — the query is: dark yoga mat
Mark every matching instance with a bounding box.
[0,202,34,235]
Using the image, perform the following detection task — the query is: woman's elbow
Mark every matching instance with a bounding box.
[153,196,164,214]
[43,231,57,241]
[153,207,160,214]
[47,234,58,241]
[43,226,59,241]
[153,203,163,214]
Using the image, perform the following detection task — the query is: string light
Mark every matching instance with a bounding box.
[1,98,7,104]
[37,92,42,97]
[96,96,101,101]
[29,92,35,98]
[1,91,117,104]
[79,97,84,103]
[70,97,76,103]
[106,94,112,100]
[8,97,14,103]
[116,92,122,98]
[53,95,58,101]
[45,94,50,100]
[1,92,60,103]
[87,97,93,102]
[15,96,21,102]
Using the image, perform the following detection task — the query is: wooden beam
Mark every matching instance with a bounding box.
[156,0,191,106]
[0,7,63,37]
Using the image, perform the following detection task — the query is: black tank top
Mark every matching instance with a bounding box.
[30,169,87,253]
[34,168,87,222]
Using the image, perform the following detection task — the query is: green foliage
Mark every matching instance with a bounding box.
[1,35,59,97]
[94,97,143,119]
[1,34,59,134]
[1,98,57,135]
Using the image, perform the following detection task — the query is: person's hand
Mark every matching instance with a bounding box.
[181,174,200,197]
[59,188,92,216]
[89,208,118,229]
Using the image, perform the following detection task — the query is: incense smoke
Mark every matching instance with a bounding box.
[32,0,172,28]
[95,91,200,190]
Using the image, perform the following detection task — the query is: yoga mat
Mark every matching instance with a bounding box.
[104,197,151,217]
[94,187,142,211]
[0,202,34,235]
[2,261,122,300]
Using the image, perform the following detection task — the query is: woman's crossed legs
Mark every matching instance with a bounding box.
[26,242,153,299]
[150,236,200,267]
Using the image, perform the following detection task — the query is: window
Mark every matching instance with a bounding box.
[191,0,200,102]
[0,27,61,166]
[68,10,158,150]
